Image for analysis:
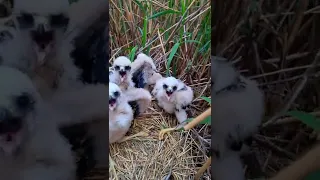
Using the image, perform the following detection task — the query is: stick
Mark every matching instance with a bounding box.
[194,157,212,180]
[183,108,211,131]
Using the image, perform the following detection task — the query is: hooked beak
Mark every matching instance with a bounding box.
[109,98,117,111]
[166,90,173,100]
[30,25,54,65]
[0,109,23,155]
[119,70,127,82]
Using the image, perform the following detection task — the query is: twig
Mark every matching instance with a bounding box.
[254,135,296,159]
[285,130,305,151]
[262,50,320,127]
[249,64,320,79]
[263,52,310,63]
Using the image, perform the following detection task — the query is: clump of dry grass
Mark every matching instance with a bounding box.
[213,0,320,179]
[109,105,208,179]
[108,0,211,179]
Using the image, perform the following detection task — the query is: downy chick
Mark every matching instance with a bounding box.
[110,64,152,117]
[12,0,82,91]
[109,82,134,143]
[211,56,264,158]
[0,25,56,98]
[152,76,194,124]
[0,66,76,180]
[12,0,70,65]
[13,0,110,167]
[111,56,135,91]
[131,53,162,89]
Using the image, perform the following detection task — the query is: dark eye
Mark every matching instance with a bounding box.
[50,14,69,28]
[114,66,120,70]
[163,84,168,89]
[0,4,9,18]
[173,86,177,91]
[125,66,131,71]
[16,13,34,28]
[15,92,34,110]
[113,91,120,97]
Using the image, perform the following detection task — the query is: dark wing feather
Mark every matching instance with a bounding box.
[71,12,109,84]
[128,62,150,118]
[132,67,146,88]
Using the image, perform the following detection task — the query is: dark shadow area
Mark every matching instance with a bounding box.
[212,0,320,179]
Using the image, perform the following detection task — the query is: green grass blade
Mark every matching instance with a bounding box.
[287,111,320,131]
[305,171,320,180]
[184,40,201,44]
[166,42,180,76]
[129,46,138,62]
[142,16,148,47]
[149,9,180,19]
[133,0,146,14]
[200,96,211,105]
[144,45,151,55]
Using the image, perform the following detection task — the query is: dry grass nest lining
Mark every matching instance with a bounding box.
[108,101,211,180]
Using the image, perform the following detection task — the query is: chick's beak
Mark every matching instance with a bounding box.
[30,25,54,65]
[166,90,173,100]
[119,70,127,82]
[109,97,117,111]
[0,108,23,155]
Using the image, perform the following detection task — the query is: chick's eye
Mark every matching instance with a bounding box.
[17,13,34,28]
[114,66,120,70]
[114,91,120,97]
[163,84,168,89]
[15,92,34,110]
[50,14,69,27]
[125,66,131,71]
[173,86,177,91]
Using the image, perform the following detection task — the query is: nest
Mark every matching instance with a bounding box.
[108,0,211,179]
[108,102,211,180]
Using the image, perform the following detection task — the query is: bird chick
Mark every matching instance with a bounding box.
[111,56,135,91]
[152,76,194,124]
[0,66,76,180]
[12,0,70,65]
[0,25,57,98]
[109,82,134,143]
[211,56,264,158]
[131,53,157,73]
[12,0,82,92]
[110,63,152,117]
[131,53,162,89]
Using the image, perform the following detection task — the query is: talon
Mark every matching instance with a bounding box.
[158,127,176,140]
